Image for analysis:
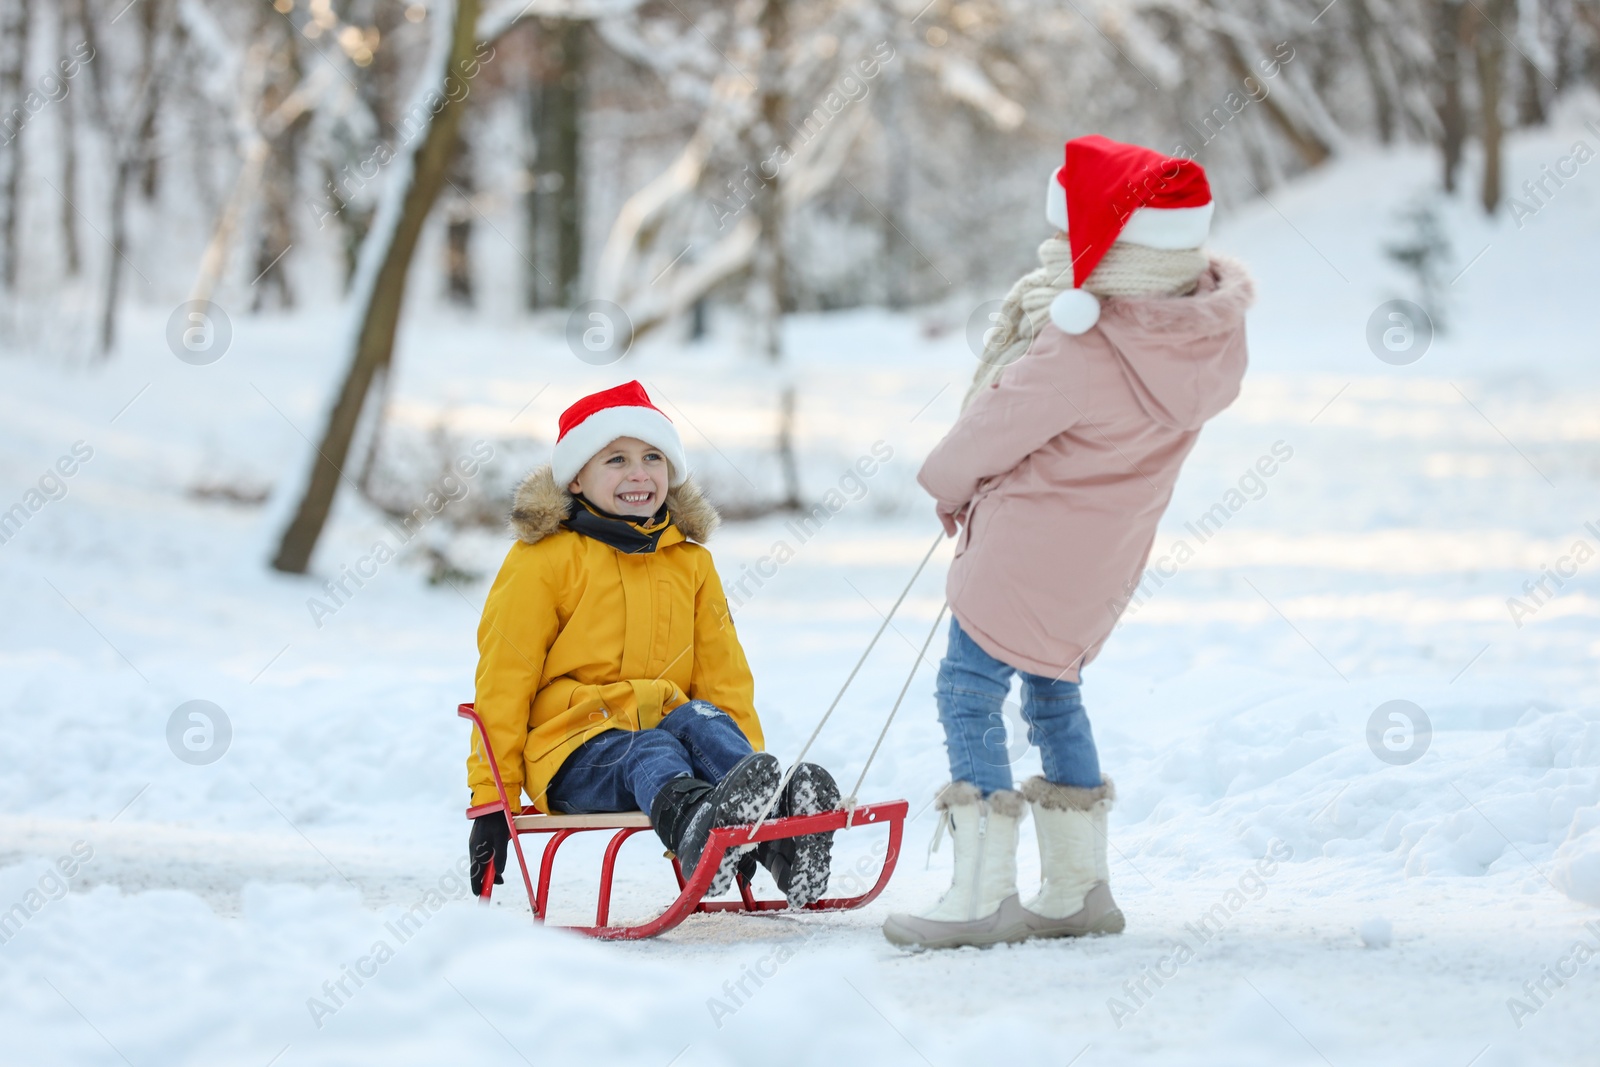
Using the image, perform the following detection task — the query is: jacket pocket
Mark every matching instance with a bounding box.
[956,478,1003,557]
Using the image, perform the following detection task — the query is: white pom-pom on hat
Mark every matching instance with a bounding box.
[1049,288,1101,334]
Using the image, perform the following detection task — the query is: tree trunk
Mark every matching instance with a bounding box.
[329,158,375,291]
[752,1,799,509]
[524,18,584,309]
[520,77,541,308]
[775,382,801,511]
[444,220,475,306]
[1475,0,1506,213]
[58,1,80,277]
[252,145,300,311]
[880,63,912,308]
[1516,56,1545,126]
[356,362,393,495]
[444,129,475,306]
[251,14,306,311]
[270,0,482,575]
[78,0,164,357]
[1435,0,1467,193]
[137,0,162,200]
[1551,1,1579,89]
[99,159,132,354]
[1353,0,1397,143]
[547,19,584,306]
[0,0,31,290]
[750,0,788,362]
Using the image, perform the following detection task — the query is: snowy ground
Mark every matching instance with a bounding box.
[4,125,1600,1065]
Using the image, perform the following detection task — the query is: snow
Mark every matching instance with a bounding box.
[1552,804,1600,907]
[4,123,1600,1064]
[1357,916,1392,949]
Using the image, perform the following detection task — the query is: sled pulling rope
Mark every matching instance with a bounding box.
[457,527,945,939]
[748,529,947,839]
[843,598,949,828]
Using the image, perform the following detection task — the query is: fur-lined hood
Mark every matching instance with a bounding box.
[508,464,720,545]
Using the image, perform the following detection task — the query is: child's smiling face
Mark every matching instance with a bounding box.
[568,436,671,518]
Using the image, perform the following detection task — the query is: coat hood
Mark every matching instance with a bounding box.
[508,464,720,545]
[1093,253,1254,430]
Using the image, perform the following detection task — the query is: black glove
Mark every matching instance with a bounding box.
[469,814,510,896]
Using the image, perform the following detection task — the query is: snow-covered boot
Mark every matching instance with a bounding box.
[738,762,841,908]
[1019,775,1124,938]
[656,753,782,898]
[881,782,1029,949]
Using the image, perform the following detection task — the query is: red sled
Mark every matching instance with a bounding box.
[459,703,907,940]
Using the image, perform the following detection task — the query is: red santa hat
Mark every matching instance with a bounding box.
[1043,135,1214,334]
[553,380,688,488]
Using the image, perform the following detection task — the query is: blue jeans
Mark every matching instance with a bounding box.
[936,616,1102,794]
[545,699,756,814]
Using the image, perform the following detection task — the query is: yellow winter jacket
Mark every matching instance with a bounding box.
[467,466,763,814]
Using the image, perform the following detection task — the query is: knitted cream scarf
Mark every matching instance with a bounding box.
[963,236,1208,410]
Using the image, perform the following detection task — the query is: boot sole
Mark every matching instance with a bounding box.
[882,895,1034,950]
[715,753,784,826]
[881,914,1033,951]
[1023,907,1126,939]
[883,922,1032,950]
[691,753,782,898]
[777,763,840,908]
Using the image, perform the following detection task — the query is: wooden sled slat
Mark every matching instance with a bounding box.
[512,811,654,830]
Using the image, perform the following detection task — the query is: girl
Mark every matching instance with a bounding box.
[883,136,1254,949]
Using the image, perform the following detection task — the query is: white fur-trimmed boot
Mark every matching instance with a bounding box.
[881,782,1030,950]
[1019,775,1125,938]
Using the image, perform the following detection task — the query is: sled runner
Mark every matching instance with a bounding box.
[460,703,907,940]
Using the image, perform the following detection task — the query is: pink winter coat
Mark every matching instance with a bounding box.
[918,255,1253,681]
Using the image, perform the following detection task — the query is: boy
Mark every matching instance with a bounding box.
[467,381,839,906]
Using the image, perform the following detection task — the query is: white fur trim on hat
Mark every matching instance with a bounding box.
[1045,172,1213,249]
[1118,202,1214,249]
[552,406,688,489]
[1047,173,1068,232]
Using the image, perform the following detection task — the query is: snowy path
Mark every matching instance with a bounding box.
[3,130,1600,1064]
